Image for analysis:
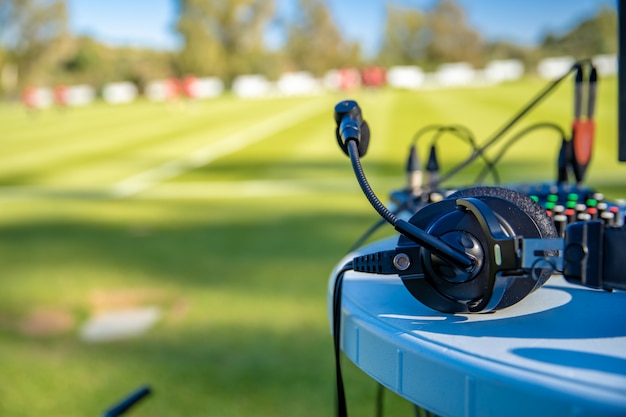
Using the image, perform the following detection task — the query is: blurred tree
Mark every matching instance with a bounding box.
[114,47,178,90]
[485,41,527,61]
[0,0,68,89]
[0,45,8,94]
[56,36,176,90]
[485,40,542,73]
[175,0,275,84]
[283,0,361,75]
[424,0,486,69]
[63,37,101,73]
[377,4,427,66]
[541,6,617,59]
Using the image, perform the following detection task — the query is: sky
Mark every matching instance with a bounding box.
[66,0,617,57]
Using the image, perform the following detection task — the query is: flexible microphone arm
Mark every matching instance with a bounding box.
[345,140,474,269]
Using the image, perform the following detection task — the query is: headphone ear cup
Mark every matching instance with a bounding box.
[398,186,557,313]
[445,186,557,307]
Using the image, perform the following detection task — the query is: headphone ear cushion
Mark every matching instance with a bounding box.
[447,186,557,239]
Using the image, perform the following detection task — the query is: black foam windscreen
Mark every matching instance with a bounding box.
[358,120,370,157]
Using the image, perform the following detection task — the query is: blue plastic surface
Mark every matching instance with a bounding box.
[329,237,626,417]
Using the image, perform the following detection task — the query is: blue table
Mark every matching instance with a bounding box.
[329,237,626,417]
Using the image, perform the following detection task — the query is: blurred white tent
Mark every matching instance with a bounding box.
[537,57,575,79]
[387,66,425,90]
[483,60,524,83]
[232,75,272,98]
[102,82,138,104]
[435,62,476,86]
[145,79,175,102]
[323,68,361,91]
[65,85,96,106]
[593,54,617,77]
[191,77,224,99]
[276,72,320,96]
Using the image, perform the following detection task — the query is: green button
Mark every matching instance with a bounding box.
[566,201,577,209]
[568,193,579,201]
[545,202,555,210]
[547,194,559,203]
[586,199,598,207]
[530,195,539,203]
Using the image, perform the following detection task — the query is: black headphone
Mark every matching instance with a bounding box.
[335,99,625,313]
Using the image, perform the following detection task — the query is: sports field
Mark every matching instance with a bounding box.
[0,76,623,416]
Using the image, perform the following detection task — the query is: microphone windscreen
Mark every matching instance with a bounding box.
[358,121,370,157]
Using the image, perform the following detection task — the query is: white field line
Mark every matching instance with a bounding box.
[0,185,118,200]
[110,101,327,198]
[0,179,349,200]
[133,178,358,199]
[0,177,403,200]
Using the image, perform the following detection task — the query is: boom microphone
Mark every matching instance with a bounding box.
[334,100,474,270]
[334,100,370,157]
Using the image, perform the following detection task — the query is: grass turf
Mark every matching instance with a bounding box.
[0,76,623,416]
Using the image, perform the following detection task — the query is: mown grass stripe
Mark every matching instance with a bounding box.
[112,99,331,198]
[1,97,327,186]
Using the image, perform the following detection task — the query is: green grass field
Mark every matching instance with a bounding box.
[0,76,624,417]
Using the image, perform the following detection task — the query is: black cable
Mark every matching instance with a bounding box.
[411,124,477,147]
[414,405,438,417]
[333,262,354,417]
[376,383,385,417]
[474,122,567,184]
[484,162,501,185]
[411,124,501,188]
[431,61,585,188]
[429,127,501,186]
